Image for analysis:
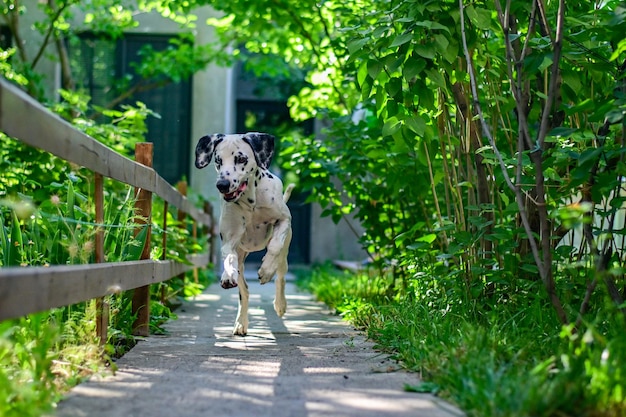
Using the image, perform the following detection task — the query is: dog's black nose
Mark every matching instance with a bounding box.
[216,179,230,193]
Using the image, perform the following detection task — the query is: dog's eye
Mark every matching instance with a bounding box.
[234,155,248,165]
[215,156,222,168]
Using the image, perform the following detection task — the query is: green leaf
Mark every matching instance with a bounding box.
[405,115,426,136]
[433,34,449,52]
[403,57,426,81]
[123,225,149,261]
[9,211,23,266]
[390,32,413,48]
[386,77,403,99]
[347,38,369,54]
[417,233,437,244]
[465,5,492,30]
[414,21,451,33]
[357,59,368,87]
[414,43,436,60]
[360,76,374,100]
[564,98,595,115]
[66,181,76,228]
[538,54,554,72]
[441,37,459,63]
[382,117,402,137]
[605,109,625,124]
[367,59,383,80]
[425,68,446,89]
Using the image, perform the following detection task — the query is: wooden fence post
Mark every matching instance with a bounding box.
[205,201,216,266]
[160,201,169,304]
[176,180,187,290]
[131,143,153,337]
[94,173,108,346]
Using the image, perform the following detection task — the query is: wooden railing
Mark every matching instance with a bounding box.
[0,77,215,340]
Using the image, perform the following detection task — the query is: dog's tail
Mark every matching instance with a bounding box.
[283,183,295,203]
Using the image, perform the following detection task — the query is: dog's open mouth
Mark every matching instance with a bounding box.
[222,181,248,202]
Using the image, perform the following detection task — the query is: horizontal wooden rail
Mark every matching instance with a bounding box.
[0,78,211,226]
[0,254,209,322]
[0,76,215,335]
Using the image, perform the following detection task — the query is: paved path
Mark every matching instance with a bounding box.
[55,275,462,417]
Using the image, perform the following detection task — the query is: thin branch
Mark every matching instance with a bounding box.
[575,278,597,329]
[32,0,73,70]
[535,0,554,42]
[521,1,538,59]
[5,1,29,63]
[494,0,533,151]
[89,79,170,120]
[537,0,565,148]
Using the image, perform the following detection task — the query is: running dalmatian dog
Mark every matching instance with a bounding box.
[195,132,294,336]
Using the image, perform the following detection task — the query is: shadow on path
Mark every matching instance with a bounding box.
[54,277,463,417]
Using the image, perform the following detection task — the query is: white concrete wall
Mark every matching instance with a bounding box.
[310,203,367,263]
[308,119,367,263]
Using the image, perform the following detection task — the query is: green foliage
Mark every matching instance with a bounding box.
[261,0,626,330]
[302,265,626,416]
[0,314,60,417]
[133,34,228,83]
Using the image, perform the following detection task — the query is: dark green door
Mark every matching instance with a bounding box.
[70,33,191,185]
[118,34,191,185]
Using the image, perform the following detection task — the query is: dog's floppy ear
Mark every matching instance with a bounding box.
[195,134,223,169]
[242,132,275,170]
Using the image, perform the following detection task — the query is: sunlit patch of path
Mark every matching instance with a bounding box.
[53,272,463,417]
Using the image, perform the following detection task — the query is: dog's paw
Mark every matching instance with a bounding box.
[258,264,277,285]
[273,297,287,318]
[233,321,247,336]
[220,271,238,289]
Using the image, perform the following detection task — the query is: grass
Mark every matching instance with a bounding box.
[298,264,626,417]
[0,308,101,417]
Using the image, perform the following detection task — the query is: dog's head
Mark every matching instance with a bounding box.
[195,132,275,202]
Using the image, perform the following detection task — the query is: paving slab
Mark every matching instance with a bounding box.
[54,274,463,417]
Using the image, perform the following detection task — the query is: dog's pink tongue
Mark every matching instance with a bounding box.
[224,182,247,200]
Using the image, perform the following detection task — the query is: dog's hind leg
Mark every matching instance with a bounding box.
[273,262,287,318]
[233,249,249,336]
[259,217,291,284]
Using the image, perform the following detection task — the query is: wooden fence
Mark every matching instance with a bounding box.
[0,77,215,340]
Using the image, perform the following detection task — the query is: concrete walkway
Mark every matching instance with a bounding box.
[54,274,462,417]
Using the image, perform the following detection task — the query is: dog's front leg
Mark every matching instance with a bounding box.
[233,248,249,336]
[219,212,247,289]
